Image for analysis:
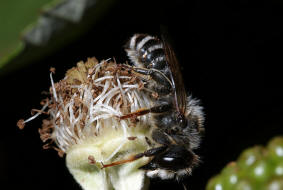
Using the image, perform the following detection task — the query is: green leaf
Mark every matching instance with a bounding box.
[0,0,54,68]
[0,0,115,76]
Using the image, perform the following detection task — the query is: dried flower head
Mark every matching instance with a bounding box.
[18,58,152,190]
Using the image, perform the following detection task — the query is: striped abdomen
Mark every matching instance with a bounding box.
[125,34,170,74]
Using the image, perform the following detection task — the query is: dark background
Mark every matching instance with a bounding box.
[1,0,282,189]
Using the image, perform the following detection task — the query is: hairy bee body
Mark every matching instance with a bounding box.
[120,34,204,180]
[125,34,173,96]
[126,34,169,72]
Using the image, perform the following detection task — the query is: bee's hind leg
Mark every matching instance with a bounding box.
[131,67,172,90]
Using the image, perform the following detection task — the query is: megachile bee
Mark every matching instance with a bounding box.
[102,34,204,181]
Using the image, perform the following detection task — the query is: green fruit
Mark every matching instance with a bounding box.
[263,177,283,190]
[237,146,265,170]
[221,162,240,188]
[248,159,272,183]
[206,175,225,190]
[206,136,283,190]
[267,137,283,162]
[273,160,283,177]
[234,179,256,190]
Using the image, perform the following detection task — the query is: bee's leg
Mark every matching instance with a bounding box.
[151,129,171,145]
[132,67,172,89]
[119,108,151,120]
[150,102,172,113]
[119,102,172,120]
[101,146,167,169]
[118,65,172,93]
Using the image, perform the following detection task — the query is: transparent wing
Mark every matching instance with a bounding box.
[162,39,187,115]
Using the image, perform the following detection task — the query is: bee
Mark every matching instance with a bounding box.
[102,34,204,181]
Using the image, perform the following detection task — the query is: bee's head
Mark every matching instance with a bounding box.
[140,145,199,180]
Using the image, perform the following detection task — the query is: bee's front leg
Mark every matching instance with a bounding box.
[101,146,167,169]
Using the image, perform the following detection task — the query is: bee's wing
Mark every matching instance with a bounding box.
[162,39,187,115]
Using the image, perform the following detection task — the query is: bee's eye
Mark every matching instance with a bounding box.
[154,146,194,170]
[163,157,174,162]
[157,155,191,170]
[159,156,185,169]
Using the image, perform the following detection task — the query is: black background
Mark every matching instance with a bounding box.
[1,0,283,189]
